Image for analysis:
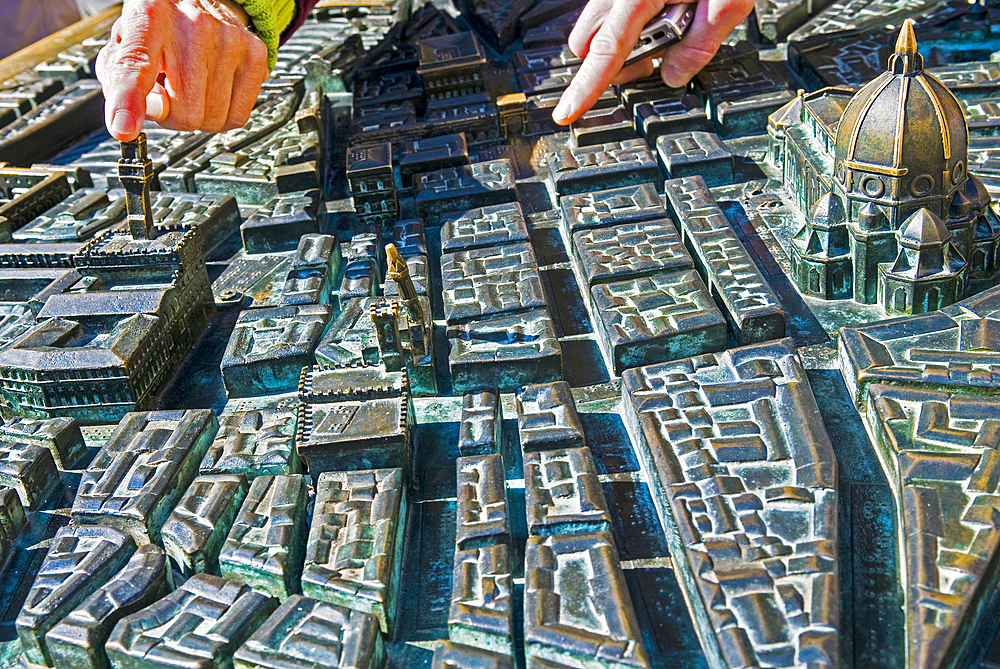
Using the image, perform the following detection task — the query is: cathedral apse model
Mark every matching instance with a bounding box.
[769,19,1000,315]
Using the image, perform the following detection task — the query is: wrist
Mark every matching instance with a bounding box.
[216,0,252,26]
[220,0,296,70]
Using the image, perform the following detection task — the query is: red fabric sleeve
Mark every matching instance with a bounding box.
[280,0,322,45]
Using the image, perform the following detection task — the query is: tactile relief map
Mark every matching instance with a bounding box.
[1,0,1000,668]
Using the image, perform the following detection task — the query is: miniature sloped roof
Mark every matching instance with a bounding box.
[808,192,847,229]
[416,31,487,74]
[802,88,855,139]
[898,208,951,247]
[965,173,991,209]
[38,289,169,320]
[0,313,159,370]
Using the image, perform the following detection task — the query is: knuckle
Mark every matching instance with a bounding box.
[168,106,205,131]
[567,30,589,57]
[679,40,717,65]
[587,31,627,58]
[636,0,662,15]
[251,36,268,61]
[192,13,221,41]
[117,51,155,72]
[213,26,233,53]
[244,36,268,70]
[114,39,156,71]
[109,17,124,41]
[95,43,114,70]
[226,106,252,130]
[122,0,163,28]
[203,119,227,133]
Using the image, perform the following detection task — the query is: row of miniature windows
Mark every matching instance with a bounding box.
[4,368,123,382]
[353,181,391,193]
[426,73,482,87]
[47,386,130,406]
[130,337,174,393]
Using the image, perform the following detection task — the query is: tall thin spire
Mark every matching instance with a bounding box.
[890,19,922,74]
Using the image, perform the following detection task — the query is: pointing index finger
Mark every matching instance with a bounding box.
[553,0,666,124]
[98,2,167,140]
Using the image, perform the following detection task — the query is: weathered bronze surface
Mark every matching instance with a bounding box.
[71,410,219,544]
[233,595,385,669]
[516,381,585,452]
[16,525,136,667]
[160,473,249,578]
[219,474,309,599]
[624,338,839,668]
[4,3,1000,669]
[44,545,167,669]
[525,531,650,668]
[104,573,276,669]
[302,468,406,634]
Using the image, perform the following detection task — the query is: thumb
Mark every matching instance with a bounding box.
[98,8,165,140]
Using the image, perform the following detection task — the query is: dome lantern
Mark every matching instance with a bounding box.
[889,19,922,75]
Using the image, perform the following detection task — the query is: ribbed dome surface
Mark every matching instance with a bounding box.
[834,20,968,200]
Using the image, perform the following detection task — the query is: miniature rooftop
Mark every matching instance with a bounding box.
[0,2,998,669]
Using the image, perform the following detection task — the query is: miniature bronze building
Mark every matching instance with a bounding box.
[416,32,488,100]
[770,21,1000,314]
[347,142,398,227]
[0,137,214,423]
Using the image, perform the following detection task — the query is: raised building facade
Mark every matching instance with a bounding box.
[769,21,1000,314]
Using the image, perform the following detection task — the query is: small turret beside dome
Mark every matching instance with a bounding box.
[879,207,968,314]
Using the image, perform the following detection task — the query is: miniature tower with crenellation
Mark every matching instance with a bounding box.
[118,132,155,240]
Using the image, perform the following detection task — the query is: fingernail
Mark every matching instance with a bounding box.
[146,94,166,122]
[552,97,573,125]
[110,109,136,137]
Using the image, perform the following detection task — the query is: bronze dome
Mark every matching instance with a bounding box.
[834,20,968,205]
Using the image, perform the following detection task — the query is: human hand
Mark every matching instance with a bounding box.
[96,0,270,141]
[552,0,755,124]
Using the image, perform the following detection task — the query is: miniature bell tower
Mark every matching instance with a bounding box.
[371,298,404,372]
[118,132,155,240]
[386,243,429,360]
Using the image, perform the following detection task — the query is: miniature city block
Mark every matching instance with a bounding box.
[16,525,137,668]
[71,410,220,544]
[232,595,386,669]
[301,468,407,634]
[219,473,309,600]
[160,473,249,578]
[295,365,414,475]
[104,573,276,669]
[44,545,168,669]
